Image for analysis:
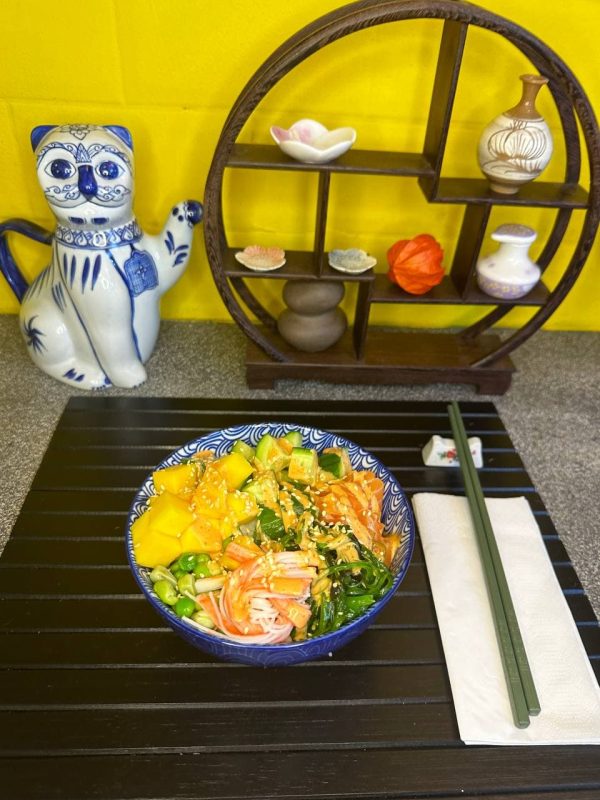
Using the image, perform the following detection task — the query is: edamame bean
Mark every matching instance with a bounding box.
[174,597,196,618]
[177,552,197,572]
[154,579,178,606]
[149,566,177,586]
[177,574,195,595]
[191,610,215,628]
[193,562,211,578]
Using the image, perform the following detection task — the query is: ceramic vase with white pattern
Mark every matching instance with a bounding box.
[477,74,553,195]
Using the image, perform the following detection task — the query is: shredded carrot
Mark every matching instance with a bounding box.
[313,471,385,553]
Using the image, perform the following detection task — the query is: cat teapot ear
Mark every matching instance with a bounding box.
[30,125,56,152]
[105,125,133,151]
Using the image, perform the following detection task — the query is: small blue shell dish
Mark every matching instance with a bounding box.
[328,248,377,274]
[126,423,415,667]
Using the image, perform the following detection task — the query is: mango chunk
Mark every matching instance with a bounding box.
[214,452,254,491]
[134,530,182,568]
[226,490,259,524]
[131,509,152,546]
[192,465,229,519]
[152,462,197,495]
[221,554,242,571]
[149,490,194,537]
[180,517,224,554]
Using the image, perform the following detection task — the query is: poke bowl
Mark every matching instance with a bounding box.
[126,423,415,666]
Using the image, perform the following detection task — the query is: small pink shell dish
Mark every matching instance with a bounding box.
[270,119,356,164]
[234,245,286,272]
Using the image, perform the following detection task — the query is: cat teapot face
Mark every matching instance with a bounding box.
[32,124,134,228]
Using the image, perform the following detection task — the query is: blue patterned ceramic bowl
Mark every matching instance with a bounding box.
[126,423,415,667]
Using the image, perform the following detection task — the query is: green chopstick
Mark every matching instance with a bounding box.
[448,401,540,728]
[448,402,540,717]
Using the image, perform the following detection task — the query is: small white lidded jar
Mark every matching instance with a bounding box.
[476,223,541,300]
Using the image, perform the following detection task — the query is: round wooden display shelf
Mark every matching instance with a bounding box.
[203,0,600,393]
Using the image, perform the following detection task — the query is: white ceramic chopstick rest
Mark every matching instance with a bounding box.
[422,435,483,468]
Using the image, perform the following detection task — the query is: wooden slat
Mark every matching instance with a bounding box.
[2,748,600,800]
[8,506,558,538]
[57,409,508,432]
[2,659,595,709]
[47,426,516,450]
[0,535,571,571]
[0,566,139,596]
[0,593,436,632]
[0,628,446,667]
[15,486,549,515]
[0,625,595,669]
[0,664,452,707]
[1,585,592,632]
[64,396,500,415]
[0,702,460,755]
[0,563,419,597]
[567,594,600,624]
[10,512,126,537]
[29,464,534,491]
[0,533,569,565]
[30,444,528,469]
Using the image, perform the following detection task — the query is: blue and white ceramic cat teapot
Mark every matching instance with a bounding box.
[0,124,203,389]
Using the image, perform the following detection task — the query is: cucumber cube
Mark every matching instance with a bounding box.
[288,447,318,484]
[283,431,303,448]
[231,439,255,460]
[255,433,290,471]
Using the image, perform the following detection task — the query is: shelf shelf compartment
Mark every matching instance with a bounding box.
[370,274,462,304]
[224,249,374,282]
[427,177,589,208]
[462,275,550,306]
[370,273,550,306]
[227,144,435,177]
[246,328,515,394]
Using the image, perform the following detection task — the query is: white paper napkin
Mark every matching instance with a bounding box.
[412,493,600,745]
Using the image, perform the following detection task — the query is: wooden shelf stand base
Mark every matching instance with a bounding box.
[246,329,515,394]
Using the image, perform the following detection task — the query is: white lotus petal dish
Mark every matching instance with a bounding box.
[235,245,286,272]
[270,119,357,164]
[328,248,377,274]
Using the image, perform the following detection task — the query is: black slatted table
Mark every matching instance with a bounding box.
[0,397,599,800]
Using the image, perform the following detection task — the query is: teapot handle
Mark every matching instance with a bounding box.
[0,218,53,302]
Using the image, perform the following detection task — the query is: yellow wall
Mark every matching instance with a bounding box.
[0,0,598,330]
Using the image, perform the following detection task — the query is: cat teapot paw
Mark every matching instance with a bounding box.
[179,200,203,227]
[169,200,202,226]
